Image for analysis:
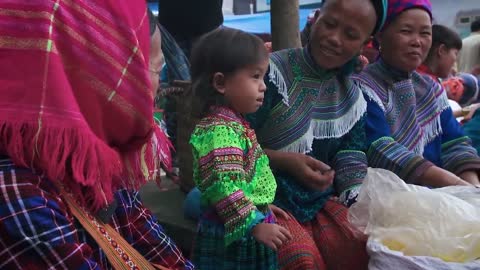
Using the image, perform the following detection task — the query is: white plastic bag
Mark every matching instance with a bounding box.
[367,239,480,270]
[348,168,480,264]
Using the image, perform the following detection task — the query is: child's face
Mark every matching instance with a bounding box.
[436,46,459,79]
[216,58,269,114]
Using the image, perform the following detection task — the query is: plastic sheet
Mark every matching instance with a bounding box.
[349,168,480,264]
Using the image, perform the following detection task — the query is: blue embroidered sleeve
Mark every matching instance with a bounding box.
[439,108,480,174]
[365,96,433,183]
[334,118,367,206]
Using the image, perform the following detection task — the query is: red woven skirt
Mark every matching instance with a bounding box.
[277,200,368,270]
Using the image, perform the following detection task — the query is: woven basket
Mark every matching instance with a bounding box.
[175,96,198,192]
[161,81,197,193]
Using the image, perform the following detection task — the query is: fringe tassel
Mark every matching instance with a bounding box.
[279,92,367,154]
[360,81,451,155]
[357,80,386,111]
[411,87,450,155]
[123,124,174,189]
[412,115,443,155]
[0,121,174,212]
[0,122,122,212]
[436,85,451,112]
[268,59,290,106]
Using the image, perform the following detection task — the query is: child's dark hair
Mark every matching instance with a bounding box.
[321,0,385,35]
[471,18,480,33]
[190,28,268,116]
[426,24,462,62]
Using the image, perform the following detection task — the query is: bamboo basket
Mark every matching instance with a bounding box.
[161,81,197,193]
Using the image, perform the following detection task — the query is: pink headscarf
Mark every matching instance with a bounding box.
[383,0,432,31]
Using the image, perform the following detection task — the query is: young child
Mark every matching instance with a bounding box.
[189,28,291,270]
[418,24,462,81]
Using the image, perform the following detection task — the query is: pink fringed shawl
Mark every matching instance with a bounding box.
[0,0,171,211]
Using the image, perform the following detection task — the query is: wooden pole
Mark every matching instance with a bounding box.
[270,0,301,51]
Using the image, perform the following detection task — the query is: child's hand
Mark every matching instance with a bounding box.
[268,204,290,220]
[252,223,292,251]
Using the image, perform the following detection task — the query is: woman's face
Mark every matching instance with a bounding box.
[379,9,432,73]
[309,0,376,70]
[149,26,163,98]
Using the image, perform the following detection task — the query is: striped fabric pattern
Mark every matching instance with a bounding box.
[214,190,256,241]
[276,200,368,270]
[258,47,367,154]
[355,59,480,181]
[190,106,277,244]
[356,60,450,155]
[367,136,434,183]
[249,47,368,222]
[192,211,277,270]
[334,150,368,192]
[0,157,194,270]
[190,106,278,268]
[354,60,449,181]
[441,136,480,175]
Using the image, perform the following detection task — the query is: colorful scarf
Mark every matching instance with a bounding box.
[383,0,432,30]
[261,47,368,154]
[354,59,450,154]
[0,1,168,212]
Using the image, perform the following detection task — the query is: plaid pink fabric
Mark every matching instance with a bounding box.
[384,0,432,30]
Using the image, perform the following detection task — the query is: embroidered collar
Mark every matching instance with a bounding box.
[376,58,412,82]
[208,106,250,127]
[258,47,367,153]
[356,59,450,154]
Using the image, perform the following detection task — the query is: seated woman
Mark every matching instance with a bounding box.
[353,0,480,188]
[0,2,193,269]
[245,0,387,269]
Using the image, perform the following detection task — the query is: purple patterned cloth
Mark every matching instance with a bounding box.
[384,0,432,30]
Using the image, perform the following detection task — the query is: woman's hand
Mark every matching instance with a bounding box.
[459,170,480,186]
[264,149,334,191]
[463,103,480,122]
[420,166,473,187]
[280,152,334,191]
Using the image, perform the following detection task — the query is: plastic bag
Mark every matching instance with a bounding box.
[348,168,480,263]
[367,239,480,270]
